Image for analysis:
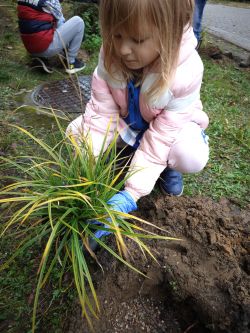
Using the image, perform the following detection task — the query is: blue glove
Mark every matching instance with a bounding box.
[107,190,137,213]
[92,190,137,240]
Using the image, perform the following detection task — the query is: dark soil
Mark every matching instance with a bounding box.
[66,194,250,333]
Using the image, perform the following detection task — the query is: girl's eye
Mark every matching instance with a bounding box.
[133,38,144,44]
[114,34,122,39]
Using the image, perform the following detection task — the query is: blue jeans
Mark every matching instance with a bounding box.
[193,0,207,41]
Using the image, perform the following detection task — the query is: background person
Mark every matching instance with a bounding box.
[67,0,209,247]
[193,0,207,49]
[17,0,85,74]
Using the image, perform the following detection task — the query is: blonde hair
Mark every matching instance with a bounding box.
[99,0,194,101]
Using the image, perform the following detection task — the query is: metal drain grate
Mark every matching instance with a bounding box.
[31,75,92,114]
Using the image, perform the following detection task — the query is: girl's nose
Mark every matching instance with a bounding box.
[119,40,132,56]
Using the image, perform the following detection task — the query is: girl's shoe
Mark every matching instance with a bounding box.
[160,168,184,196]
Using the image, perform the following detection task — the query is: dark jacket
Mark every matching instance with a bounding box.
[17,0,56,53]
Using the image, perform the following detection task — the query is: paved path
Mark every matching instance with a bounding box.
[203,3,250,51]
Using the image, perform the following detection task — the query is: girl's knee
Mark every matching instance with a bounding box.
[169,146,209,173]
[168,123,209,173]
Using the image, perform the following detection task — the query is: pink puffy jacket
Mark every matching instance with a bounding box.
[67,27,209,199]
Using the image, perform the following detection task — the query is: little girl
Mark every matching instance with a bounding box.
[67,0,209,231]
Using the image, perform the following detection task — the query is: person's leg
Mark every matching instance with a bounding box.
[193,0,207,42]
[160,122,209,195]
[34,16,84,63]
[168,122,209,173]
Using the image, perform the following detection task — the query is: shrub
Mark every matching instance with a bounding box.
[0,113,176,332]
[79,4,102,53]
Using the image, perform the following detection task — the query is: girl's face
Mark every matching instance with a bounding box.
[113,25,160,71]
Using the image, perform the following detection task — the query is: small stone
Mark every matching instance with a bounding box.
[224,51,233,59]
[239,55,250,68]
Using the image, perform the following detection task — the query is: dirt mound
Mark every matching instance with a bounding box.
[66,195,250,333]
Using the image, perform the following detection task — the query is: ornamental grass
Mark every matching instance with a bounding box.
[0,114,177,332]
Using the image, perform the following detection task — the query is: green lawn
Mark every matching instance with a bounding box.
[185,56,250,206]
